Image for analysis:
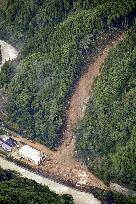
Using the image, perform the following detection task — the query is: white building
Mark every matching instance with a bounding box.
[19,145,46,165]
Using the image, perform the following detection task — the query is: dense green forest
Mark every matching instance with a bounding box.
[0,167,74,204]
[75,27,136,189]
[0,61,14,88]
[0,0,136,147]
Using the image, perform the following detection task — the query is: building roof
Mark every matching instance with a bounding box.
[19,145,45,164]
[5,138,17,147]
[2,143,12,151]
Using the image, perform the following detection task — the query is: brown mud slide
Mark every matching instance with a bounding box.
[40,33,125,190]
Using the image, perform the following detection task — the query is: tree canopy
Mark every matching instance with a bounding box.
[0,167,74,204]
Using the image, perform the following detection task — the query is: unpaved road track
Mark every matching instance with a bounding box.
[0,157,100,204]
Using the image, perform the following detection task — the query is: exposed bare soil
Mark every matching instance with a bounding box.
[38,33,124,189]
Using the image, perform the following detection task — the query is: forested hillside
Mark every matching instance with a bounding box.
[75,27,136,189]
[0,0,136,147]
[0,167,73,204]
[0,0,136,202]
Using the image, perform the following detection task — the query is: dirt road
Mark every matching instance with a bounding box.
[0,156,101,204]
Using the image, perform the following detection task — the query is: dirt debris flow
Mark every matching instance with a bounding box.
[43,33,124,189]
